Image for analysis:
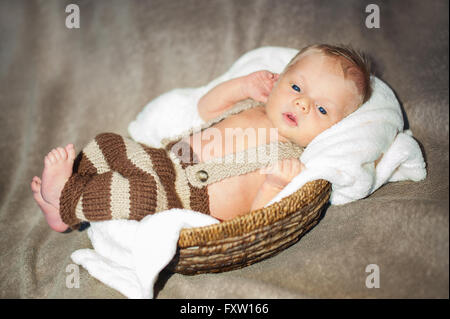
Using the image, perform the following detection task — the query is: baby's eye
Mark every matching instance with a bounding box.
[318,106,327,115]
[291,84,301,92]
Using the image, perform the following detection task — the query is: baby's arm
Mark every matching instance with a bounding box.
[198,70,279,121]
[251,158,305,211]
[251,153,382,211]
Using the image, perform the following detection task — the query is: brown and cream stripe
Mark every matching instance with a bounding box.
[59,133,210,229]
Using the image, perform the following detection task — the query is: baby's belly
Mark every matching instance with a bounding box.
[207,169,266,221]
[182,106,278,220]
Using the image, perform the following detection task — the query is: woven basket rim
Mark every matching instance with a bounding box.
[177,179,330,248]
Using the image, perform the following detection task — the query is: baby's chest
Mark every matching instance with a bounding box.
[191,107,276,162]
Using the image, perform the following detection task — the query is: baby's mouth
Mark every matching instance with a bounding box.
[282,112,298,127]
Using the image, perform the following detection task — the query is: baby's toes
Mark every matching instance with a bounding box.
[65,144,76,161]
[51,149,62,161]
[33,176,42,184]
[31,177,41,193]
[45,153,56,166]
[56,147,67,160]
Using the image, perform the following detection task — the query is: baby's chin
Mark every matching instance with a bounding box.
[272,125,297,144]
[276,126,309,147]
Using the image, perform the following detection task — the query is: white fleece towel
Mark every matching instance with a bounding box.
[71,210,219,299]
[71,46,427,299]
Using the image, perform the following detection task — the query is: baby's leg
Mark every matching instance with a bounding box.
[34,132,189,230]
[59,133,191,228]
[59,171,160,228]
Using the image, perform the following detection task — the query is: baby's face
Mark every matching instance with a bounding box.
[266,51,362,147]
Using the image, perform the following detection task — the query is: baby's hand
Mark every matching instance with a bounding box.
[263,158,305,190]
[243,70,279,103]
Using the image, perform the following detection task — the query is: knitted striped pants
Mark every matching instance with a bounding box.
[59,133,210,229]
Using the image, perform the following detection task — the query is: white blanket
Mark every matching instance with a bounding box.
[71,46,427,299]
[71,210,218,299]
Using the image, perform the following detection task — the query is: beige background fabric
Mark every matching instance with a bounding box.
[0,0,448,298]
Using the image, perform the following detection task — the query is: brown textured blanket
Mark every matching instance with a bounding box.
[0,0,448,298]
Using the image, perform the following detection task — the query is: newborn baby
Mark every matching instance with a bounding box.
[31,44,371,232]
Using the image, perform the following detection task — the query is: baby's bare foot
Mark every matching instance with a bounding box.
[41,144,76,209]
[31,176,69,232]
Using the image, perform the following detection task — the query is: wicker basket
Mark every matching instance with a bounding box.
[167,179,331,275]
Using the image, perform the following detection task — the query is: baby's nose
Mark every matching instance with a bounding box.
[295,97,311,113]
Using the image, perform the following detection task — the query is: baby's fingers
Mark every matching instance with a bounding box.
[290,158,300,170]
[283,158,292,172]
[262,76,277,96]
[264,71,279,80]
[281,158,302,177]
[290,158,301,169]
[261,70,275,79]
[291,159,304,176]
[258,92,270,103]
[267,161,281,174]
[266,72,279,85]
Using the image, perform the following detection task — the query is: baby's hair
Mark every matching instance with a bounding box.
[284,44,372,105]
